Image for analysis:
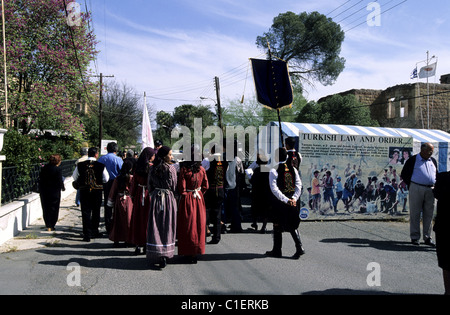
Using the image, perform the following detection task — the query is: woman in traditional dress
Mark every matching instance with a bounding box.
[39,154,65,231]
[265,147,305,259]
[108,160,135,246]
[177,150,209,263]
[129,147,156,255]
[146,146,178,268]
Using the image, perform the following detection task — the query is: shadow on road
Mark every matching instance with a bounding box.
[320,237,436,252]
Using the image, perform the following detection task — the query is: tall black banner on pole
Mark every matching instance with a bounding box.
[251,57,293,147]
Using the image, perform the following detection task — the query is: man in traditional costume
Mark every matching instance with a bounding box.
[266,148,305,259]
[205,144,228,244]
[72,147,109,242]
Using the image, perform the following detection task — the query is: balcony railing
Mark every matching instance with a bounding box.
[1,159,77,205]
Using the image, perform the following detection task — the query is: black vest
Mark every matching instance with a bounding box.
[287,150,301,170]
[206,156,228,189]
[276,163,296,199]
[77,160,105,190]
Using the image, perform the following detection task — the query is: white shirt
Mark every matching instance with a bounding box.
[72,157,110,183]
[269,163,302,204]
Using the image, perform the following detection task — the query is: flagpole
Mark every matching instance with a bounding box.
[267,41,284,147]
[426,51,430,129]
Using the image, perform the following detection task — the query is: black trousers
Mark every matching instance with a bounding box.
[103,180,114,234]
[206,188,224,242]
[40,192,61,229]
[79,189,103,238]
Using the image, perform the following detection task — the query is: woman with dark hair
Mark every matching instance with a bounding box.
[177,149,209,263]
[39,154,65,231]
[146,146,178,268]
[107,161,135,246]
[265,148,305,259]
[129,147,156,255]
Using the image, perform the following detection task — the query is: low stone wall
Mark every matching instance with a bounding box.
[0,177,76,246]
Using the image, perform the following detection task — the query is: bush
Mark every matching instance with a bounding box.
[1,129,40,197]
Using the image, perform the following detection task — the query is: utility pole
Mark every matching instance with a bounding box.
[214,76,223,131]
[2,0,8,127]
[92,73,114,150]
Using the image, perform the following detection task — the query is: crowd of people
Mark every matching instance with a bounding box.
[38,139,305,268]
[37,140,449,294]
[305,163,409,216]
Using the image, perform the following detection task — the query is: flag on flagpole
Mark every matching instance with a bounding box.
[410,67,418,79]
[418,62,437,79]
[142,99,154,150]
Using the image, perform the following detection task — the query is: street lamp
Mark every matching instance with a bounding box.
[200,96,223,131]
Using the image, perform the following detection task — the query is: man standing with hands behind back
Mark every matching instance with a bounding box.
[401,142,438,246]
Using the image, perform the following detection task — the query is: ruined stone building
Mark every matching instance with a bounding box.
[319,74,450,132]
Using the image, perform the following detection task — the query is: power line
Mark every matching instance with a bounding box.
[344,0,408,32]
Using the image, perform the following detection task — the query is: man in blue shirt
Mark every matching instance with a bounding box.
[98,142,123,234]
[401,142,438,246]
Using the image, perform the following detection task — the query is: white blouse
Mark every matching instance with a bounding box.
[269,163,302,204]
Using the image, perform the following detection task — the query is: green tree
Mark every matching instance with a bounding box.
[154,111,174,145]
[256,11,345,89]
[153,104,215,147]
[297,94,379,127]
[222,97,264,128]
[85,81,143,148]
[173,104,215,129]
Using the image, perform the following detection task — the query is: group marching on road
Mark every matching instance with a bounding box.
[38,140,449,294]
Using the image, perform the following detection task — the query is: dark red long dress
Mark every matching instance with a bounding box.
[177,166,209,256]
[129,172,150,247]
[108,175,135,243]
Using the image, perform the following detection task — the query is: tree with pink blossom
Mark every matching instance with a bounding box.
[0,0,98,140]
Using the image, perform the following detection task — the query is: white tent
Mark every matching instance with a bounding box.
[256,122,450,218]
[257,122,450,172]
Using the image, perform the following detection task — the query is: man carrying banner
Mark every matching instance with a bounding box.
[266,148,305,259]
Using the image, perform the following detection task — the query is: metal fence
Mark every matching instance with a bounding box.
[1,159,77,205]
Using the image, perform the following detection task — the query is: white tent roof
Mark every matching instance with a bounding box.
[271,122,450,144]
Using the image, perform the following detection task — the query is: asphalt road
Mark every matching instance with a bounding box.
[0,192,444,296]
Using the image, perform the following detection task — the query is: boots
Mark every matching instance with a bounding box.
[265,226,282,258]
[290,229,305,259]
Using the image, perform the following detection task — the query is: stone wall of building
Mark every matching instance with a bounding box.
[320,82,450,132]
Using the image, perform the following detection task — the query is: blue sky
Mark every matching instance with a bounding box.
[86,0,450,115]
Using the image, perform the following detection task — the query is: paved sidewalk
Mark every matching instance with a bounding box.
[0,191,83,253]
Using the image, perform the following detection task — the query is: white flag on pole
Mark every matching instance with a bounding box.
[418,62,437,79]
[142,96,154,150]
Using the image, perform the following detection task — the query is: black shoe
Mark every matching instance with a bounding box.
[290,230,305,259]
[82,236,91,242]
[265,249,282,258]
[292,247,305,259]
[411,239,420,245]
[424,238,436,247]
[159,257,167,268]
[208,239,220,245]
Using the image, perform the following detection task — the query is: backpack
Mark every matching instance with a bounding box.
[86,163,103,191]
[78,161,103,191]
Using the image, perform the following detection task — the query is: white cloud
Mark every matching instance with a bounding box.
[94,11,261,112]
